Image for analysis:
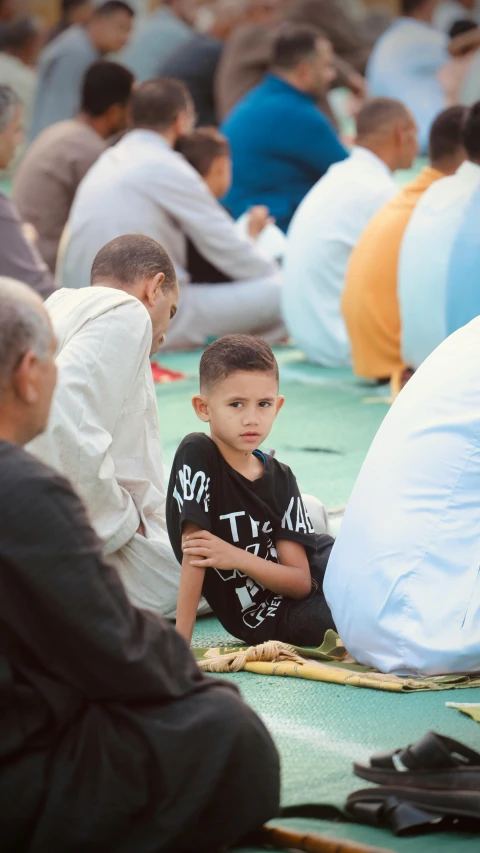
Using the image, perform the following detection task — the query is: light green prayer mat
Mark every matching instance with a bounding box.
[193,630,480,693]
[0,178,12,197]
[192,617,480,853]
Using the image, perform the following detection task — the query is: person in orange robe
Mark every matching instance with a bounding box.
[342,106,467,382]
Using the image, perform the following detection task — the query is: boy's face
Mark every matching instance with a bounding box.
[204,155,232,200]
[193,370,284,452]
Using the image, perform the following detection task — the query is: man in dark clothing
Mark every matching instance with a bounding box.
[159,0,264,126]
[159,30,223,126]
[0,276,280,852]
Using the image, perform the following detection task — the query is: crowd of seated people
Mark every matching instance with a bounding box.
[2,0,480,846]
[343,105,468,384]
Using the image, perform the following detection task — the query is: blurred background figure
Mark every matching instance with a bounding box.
[343,105,467,385]
[461,40,480,103]
[58,78,282,350]
[221,24,347,232]
[0,17,41,176]
[45,0,94,45]
[282,98,418,368]
[399,101,480,370]
[176,127,285,280]
[213,0,283,120]
[287,0,371,74]
[367,0,449,154]
[120,0,196,81]
[13,60,135,273]
[434,0,480,31]
[0,0,15,25]
[159,0,255,126]
[0,85,54,300]
[215,0,371,126]
[439,19,480,105]
[30,0,134,141]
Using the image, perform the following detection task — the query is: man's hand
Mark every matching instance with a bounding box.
[247,205,275,240]
[183,530,243,570]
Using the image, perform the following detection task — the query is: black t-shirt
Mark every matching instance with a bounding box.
[167,432,317,642]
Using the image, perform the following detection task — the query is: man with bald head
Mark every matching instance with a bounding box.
[29,234,203,619]
[282,97,418,367]
[0,276,279,851]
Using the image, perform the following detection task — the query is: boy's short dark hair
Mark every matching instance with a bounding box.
[91,234,177,290]
[175,128,230,177]
[81,60,134,117]
[200,335,279,391]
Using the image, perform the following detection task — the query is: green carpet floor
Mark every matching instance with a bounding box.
[157,349,480,852]
[193,615,480,852]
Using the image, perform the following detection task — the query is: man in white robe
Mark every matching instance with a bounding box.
[58,78,283,350]
[29,234,201,619]
[282,98,418,367]
[324,316,480,676]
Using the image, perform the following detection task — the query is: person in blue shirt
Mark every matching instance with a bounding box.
[221,23,348,232]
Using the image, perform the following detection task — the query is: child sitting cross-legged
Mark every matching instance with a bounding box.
[166,335,336,646]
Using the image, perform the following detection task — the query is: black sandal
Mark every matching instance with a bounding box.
[354,731,480,791]
[346,786,480,835]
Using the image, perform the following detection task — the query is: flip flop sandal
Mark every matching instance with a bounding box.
[354,731,480,791]
[345,786,480,835]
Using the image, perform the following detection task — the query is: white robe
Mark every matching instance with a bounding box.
[28,286,193,619]
[282,147,397,367]
[324,317,480,676]
[56,130,284,350]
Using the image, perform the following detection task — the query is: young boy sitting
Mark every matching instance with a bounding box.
[175,129,286,276]
[166,335,336,646]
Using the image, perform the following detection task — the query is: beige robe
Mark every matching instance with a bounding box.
[28,286,201,619]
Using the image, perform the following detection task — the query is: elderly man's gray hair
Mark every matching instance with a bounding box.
[0,85,21,133]
[0,278,52,389]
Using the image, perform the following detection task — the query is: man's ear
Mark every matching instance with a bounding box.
[275,395,285,417]
[192,394,210,423]
[12,350,40,405]
[146,272,165,305]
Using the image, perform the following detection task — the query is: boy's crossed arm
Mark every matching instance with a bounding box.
[176,523,312,644]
